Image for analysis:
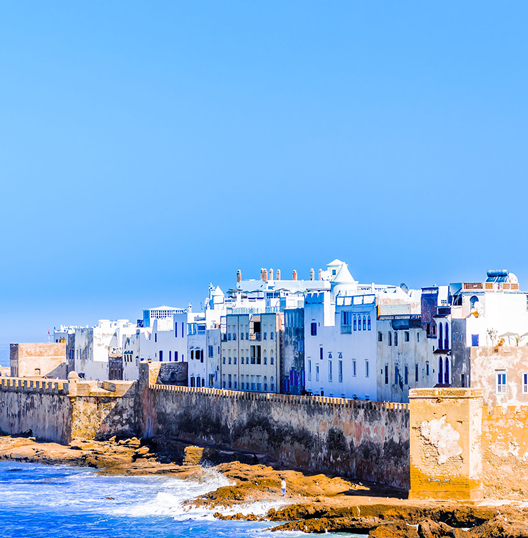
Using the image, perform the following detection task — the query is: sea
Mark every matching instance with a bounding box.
[0,344,8,367]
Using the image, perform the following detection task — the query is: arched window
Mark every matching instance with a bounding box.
[439,323,443,349]
[270,376,275,392]
[358,317,362,331]
[264,352,267,365]
[354,317,357,331]
[470,296,478,310]
[363,316,366,330]
[264,376,268,392]
[438,358,443,384]
[271,351,274,365]
[445,324,449,350]
[445,358,450,385]
[368,316,371,330]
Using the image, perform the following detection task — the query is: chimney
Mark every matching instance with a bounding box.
[263,268,268,282]
[237,270,242,283]
[318,269,322,280]
[269,268,274,280]
[292,270,297,281]
[260,268,265,281]
[310,268,314,281]
[276,269,281,280]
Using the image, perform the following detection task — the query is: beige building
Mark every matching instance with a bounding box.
[10,343,67,378]
[221,312,283,393]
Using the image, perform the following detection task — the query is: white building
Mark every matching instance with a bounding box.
[72,319,137,380]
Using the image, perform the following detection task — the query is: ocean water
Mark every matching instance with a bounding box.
[0,461,365,538]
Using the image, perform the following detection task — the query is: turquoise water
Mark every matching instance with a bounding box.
[0,461,365,538]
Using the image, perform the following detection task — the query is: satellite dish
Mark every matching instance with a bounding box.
[400,283,409,294]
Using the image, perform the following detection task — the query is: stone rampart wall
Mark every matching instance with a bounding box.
[481,405,528,499]
[140,382,410,489]
[0,377,137,444]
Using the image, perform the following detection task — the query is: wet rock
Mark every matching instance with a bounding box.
[469,516,528,538]
[270,516,383,534]
[369,522,418,537]
[418,518,467,538]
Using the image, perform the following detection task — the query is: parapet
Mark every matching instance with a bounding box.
[148,383,409,412]
[0,377,136,398]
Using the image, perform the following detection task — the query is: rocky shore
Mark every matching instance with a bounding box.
[1,435,528,537]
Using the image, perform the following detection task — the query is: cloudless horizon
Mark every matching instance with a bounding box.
[1,2,528,342]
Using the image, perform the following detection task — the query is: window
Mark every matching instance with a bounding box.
[417,333,420,343]
[461,373,465,388]
[271,332,274,340]
[175,351,178,362]
[405,332,410,342]
[264,376,268,391]
[368,316,371,330]
[241,356,245,364]
[159,350,163,362]
[438,323,443,349]
[208,345,213,358]
[175,323,178,338]
[394,332,398,346]
[358,317,362,331]
[234,375,237,389]
[523,373,528,394]
[352,359,357,377]
[311,322,317,336]
[363,316,366,330]
[426,362,429,376]
[169,351,172,361]
[444,358,450,384]
[438,358,443,384]
[271,376,275,392]
[496,371,507,394]
[338,360,343,383]
[241,332,244,340]
[378,332,383,342]
[308,360,312,381]
[404,365,408,385]
[229,356,232,364]
[354,317,357,331]
[222,374,226,389]
[271,352,274,365]
[395,365,399,385]
[320,347,323,360]
[155,333,157,343]
[264,332,267,340]
[228,374,232,389]
[389,332,392,346]
[384,365,389,385]
[316,365,320,382]
[415,364,419,382]
[328,361,333,382]
[342,311,352,325]
[365,360,369,378]
[264,352,267,365]
[472,334,479,347]
[223,356,226,364]
[234,356,237,364]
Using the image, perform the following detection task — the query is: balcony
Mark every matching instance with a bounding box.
[250,332,262,341]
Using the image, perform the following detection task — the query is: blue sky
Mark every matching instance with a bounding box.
[1,2,527,342]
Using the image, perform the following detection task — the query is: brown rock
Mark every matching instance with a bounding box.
[419,518,467,538]
[469,516,528,538]
[270,517,383,534]
[369,522,418,537]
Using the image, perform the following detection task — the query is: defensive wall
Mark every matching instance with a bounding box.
[139,364,410,489]
[3,363,528,499]
[409,388,528,501]
[0,376,136,444]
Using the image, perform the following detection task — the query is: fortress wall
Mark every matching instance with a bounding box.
[481,405,528,499]
[0,378,138,444]
[139,364,410,489]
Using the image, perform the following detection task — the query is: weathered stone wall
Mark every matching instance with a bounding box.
[0,381,72,444]
[408,388,483,502]
[0,378,138,444]
[10,342,67,378]
[139,365,410,489]
[481,405,528,499]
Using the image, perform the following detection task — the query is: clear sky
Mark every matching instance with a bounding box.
[1,2,527,342]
